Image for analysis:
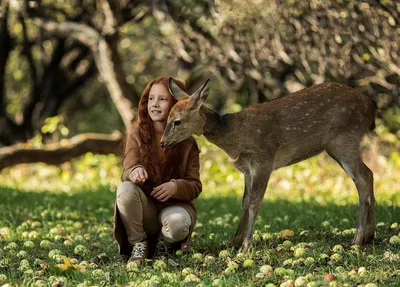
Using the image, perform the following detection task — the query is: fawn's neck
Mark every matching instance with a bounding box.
[201,106,231,147]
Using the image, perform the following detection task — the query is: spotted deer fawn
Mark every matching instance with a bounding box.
[161,78,376,252]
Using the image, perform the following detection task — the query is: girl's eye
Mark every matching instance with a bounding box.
[149,97,153,100]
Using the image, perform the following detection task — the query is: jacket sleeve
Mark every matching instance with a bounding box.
[170,142,202,201]
[121,131,144,182]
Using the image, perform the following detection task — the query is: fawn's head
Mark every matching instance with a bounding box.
[160,78,212,148]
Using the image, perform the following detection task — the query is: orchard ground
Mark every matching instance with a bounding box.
[0,135,399,287]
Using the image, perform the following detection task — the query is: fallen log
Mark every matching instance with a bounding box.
[0,132,123,171]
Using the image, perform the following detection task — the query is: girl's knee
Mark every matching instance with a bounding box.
[116,181,143,203]
[162,213,191,243]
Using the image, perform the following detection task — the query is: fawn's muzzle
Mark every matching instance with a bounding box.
[160,140,175,149]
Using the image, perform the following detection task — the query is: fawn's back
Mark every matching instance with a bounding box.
[221,82,376,169]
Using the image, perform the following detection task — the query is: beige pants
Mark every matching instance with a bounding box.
[116,181,192,244]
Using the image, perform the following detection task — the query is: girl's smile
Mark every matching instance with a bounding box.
[148,84,173,123]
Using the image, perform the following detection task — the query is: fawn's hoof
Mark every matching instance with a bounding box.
[352,229,375,245]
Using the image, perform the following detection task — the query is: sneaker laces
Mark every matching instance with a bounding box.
[131,242,147,259]
[155,237,172,257]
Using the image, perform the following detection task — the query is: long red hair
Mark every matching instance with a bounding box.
[124,76,186,184]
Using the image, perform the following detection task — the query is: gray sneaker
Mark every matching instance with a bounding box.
[129,241,148,264]
[154,236,173,258]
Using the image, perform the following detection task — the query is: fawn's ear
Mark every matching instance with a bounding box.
[189,78,212,110]
[168,77,189,100]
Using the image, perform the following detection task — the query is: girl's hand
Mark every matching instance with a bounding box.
[129,167,148,185]
[151,182,177,202]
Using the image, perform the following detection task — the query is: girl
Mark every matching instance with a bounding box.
[113,76,202,263]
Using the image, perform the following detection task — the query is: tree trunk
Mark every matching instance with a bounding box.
[33,18,138,128]
[93,34,137,127]
[0,6,27,145]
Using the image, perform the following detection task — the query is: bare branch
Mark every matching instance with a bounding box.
[357,75,395,90]
[116,6,150,32]
[0,132,123,170]
[33,18,100,48]
[100,0,121,34]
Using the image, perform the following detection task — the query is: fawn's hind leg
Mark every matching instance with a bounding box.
[326,139,375,245]
[239,168,272,253]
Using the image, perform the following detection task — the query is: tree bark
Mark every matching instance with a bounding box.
[0,132,123,171]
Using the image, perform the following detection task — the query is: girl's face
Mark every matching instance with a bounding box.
[147,83,173,123]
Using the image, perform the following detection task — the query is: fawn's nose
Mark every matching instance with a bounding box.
[160,142,165,149]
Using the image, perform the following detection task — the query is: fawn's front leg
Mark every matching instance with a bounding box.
[232,173,251,246]
[239,168,272,253]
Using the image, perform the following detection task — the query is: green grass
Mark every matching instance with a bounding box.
[0,136,400,286]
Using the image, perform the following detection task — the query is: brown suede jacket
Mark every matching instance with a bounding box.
[113,127,202,256]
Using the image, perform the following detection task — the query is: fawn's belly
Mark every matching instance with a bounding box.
[273,144,325,170]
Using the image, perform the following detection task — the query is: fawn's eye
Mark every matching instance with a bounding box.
[174,120,182,127]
